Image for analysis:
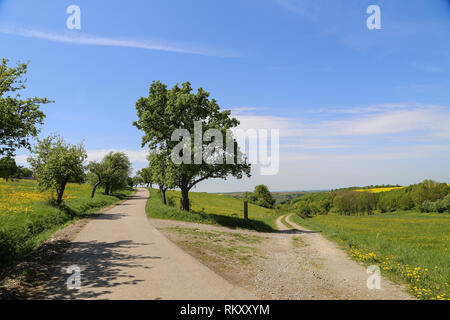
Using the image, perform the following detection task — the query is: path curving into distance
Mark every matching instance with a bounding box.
[37,188,255,300]
[274,214,413,300]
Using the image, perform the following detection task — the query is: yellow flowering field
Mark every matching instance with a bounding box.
[0,178,83,217]
[291,211,450,300]
[355,187,405,193]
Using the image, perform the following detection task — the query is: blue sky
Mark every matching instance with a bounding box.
[1,0,449,192]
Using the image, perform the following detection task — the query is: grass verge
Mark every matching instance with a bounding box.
[146,188,280,232]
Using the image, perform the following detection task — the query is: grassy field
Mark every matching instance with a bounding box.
[291,211,450,300]
[146,188,281,232]
[0,178,133,270]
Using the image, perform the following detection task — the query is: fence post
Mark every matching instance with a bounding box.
[244,201,248,220]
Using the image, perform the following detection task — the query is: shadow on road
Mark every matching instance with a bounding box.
[32,239,161,300]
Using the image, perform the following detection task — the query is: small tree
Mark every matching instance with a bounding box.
[28,135,86,205]
[0,157,18,181]
[139,167,153,187]
[0,59,52,156]
[147,152,175,205]
[98,152,132,195]
[253,185,275,208]
[86,161,107,198]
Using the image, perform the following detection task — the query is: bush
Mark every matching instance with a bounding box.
[420,194,450,213]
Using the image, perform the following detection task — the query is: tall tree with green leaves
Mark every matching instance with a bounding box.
[133,81,251,211]
[0,59,52,156]
[28,135,87,205]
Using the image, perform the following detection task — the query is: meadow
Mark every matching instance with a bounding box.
[146,188,281,232]
[290,211,450,300]
[0,178,132,270]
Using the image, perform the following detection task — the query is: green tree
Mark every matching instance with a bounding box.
[100,152,132,195]
[297,202,311,218]
[86,161,107,198]
[139,167,153,187]
[27,135,87,205]
[0,59,52,156]
[0,157,18,181]
[132,175,144,187]
[147,152,175,205]
[133,81,251,211]
[410,180,448,207]
[253,185,275,208]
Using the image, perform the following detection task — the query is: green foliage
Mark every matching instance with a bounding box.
[14,166,33,179]
[138,167,153,187]
[243,185,276,208]
[0,59,52,156]
[0,157,18,181]
[289,180,449,216]
[87,152,132,197]
[27,135,87,205]
[132,175,144,187]
[332,191,377,216]
[289,191,332,217]
[377,180,448,213]
[409,180,448,207]
[420,194,450,213]
[133,81,251,211]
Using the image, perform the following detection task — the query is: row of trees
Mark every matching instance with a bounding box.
[132,81,251,211]
[0,157,33,181]
[26,135,132,205]
[293,180,450,217]
[0,58,133,205]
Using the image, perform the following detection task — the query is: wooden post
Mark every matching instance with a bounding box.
[244,201,248,220]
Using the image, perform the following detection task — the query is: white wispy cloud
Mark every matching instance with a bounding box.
[233,103,450,139]
[0,26,235,57]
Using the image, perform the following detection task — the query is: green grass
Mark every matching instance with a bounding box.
[146,188,281,232]
[290,211,450,300]
[0,179,133,270]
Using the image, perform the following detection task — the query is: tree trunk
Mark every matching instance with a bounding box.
[180,187,190,211]
[91,181,100,198]
[57,181,67,206]
[104,183,110,195]
[160,187,167,205]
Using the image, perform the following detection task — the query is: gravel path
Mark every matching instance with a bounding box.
[154,215,413,299]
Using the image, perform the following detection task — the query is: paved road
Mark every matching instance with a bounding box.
[39,188,255,300]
